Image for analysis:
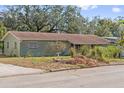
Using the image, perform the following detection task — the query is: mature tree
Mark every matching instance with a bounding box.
[2,5,84,33]
[3,6,21,31]
[1,5,124,37]
[63,6,81,33]
[118,21,124,46]
[94,18,112,36]
[0,22,7,39]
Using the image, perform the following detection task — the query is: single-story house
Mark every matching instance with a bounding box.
[1,31,109,57]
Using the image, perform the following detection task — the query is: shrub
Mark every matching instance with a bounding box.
[94,46,103,58]
[93,46,105,61]
[79,46,102,59]
[85,46,104,61]
[79,45,121,61]
[80,45,90,56]
[0,43,3,49]
[103,46,121,58]
[70,47,76,57]
[93,46,121,60]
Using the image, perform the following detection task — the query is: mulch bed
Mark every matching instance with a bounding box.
[53,55,108,67]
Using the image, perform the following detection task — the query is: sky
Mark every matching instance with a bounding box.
[0,5,124,19]
[79,5,124,19]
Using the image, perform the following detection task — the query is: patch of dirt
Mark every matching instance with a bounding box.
[53,55,108,67]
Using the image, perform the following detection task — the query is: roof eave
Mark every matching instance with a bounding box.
[1,31,21,41]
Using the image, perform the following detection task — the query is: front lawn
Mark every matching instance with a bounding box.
[0,56,71,62]
[105,58,124,62]
[0,56,81,71]
[1,56,124,72]
[0,55,104,72]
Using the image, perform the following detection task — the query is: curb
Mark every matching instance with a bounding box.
[45,63,124,73]
[0,70,45,78]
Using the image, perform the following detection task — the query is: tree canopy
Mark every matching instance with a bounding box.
[0,5,124,37]
[0,22,6,39]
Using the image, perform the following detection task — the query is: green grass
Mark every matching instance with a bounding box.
[0,56,71,63]
[2,56,124,63]
[30,56,71,63]
[105,58,124,62]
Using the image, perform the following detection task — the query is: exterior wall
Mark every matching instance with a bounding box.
[20,40,70,57]
[3,34,20,56]
[120,50,124,57]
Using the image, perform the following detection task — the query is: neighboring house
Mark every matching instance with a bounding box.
[121,51,124,58]
[0,12,4,21]
[104,37,124,57]
[104,37,120,44]
[117,46,124,57]
[1,31,109,57]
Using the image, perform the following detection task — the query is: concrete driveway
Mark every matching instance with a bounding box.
[0,63,42,77]
[0,65,124,87]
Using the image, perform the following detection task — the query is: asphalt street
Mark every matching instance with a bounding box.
[0,65,124,88]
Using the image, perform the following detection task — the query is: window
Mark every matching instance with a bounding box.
[14,42,17,49]
[7,42,9,48]
[76,45,81,50]
[27,42,39,49]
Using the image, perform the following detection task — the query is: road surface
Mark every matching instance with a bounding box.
[0,65,124,88]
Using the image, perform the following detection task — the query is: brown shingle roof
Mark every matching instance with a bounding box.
[8,31,109,45]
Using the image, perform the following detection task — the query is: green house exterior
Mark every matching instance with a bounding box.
[1,31,109,57]
[2,32,71,57]
[2,34,70,56]
[3,33,20,56]
[20,41,70,57]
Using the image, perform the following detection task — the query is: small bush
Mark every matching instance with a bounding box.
[80,45,90,56]
[90,47,102,59]
[0,43,3,49]
[79,45,121,61]
[70,47,76,57]
[102,46,121,58]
